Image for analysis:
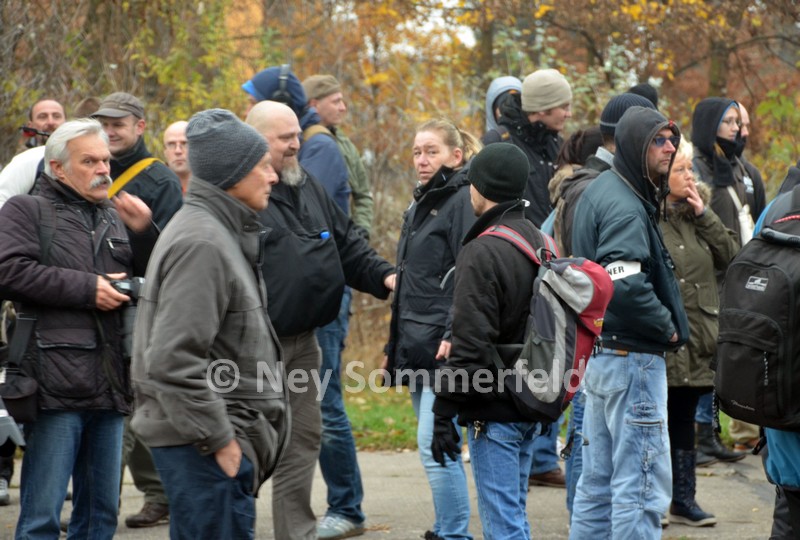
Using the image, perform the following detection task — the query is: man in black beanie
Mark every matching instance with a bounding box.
[431,143,546,537]
[130,109,290,540]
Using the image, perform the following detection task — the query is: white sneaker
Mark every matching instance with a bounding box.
[317,514,365,540]
[0,478,10,506]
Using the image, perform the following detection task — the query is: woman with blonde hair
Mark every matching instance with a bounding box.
[660,137,739,527]
[384,118,481,540]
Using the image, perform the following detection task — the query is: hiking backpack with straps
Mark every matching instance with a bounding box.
[478,225,614,422]
[714,187,800,431]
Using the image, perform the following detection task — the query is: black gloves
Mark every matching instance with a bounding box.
[431,414,460,467]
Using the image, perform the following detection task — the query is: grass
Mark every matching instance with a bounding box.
[343,381,740,451]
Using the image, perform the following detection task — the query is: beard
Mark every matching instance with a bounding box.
[89,175,113,189]
[281,160,303,187]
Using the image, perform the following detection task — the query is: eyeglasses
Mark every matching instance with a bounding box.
[720,117,742,127]
[652,136,680,148]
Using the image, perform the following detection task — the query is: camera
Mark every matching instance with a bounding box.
[110,277,145,359]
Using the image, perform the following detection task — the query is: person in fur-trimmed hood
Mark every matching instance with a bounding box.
[659,138,740,527]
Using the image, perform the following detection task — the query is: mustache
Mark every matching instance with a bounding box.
[89,175,113,189]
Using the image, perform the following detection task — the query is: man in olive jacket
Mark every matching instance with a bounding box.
[131,109,289,540]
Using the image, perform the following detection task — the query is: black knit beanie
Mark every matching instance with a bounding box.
[187,109,268,190]
[467,143,529,203]
[600,93,657,136]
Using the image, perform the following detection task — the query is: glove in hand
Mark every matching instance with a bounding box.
[431,414,461,467]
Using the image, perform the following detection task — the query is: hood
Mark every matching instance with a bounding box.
[242,66,309,119]
[485,76,522,132]
[691,97,737,159]
[778,160,800,195]
[612,106,680,208]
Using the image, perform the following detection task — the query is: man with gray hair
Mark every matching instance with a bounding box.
[130,109,289,539]
[0,118,156,538]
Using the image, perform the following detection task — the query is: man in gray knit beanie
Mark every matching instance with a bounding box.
[130,105,286,539]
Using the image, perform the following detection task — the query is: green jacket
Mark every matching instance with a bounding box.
[333,129,373,235]
[659,185,739,387]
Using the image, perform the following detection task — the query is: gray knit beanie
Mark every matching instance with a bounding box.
[186,109,268,190]
[599,93,657,136]
[467,143,529,203]
[521,69,572,113]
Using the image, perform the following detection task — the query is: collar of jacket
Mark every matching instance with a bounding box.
[39,172,113,210]
[185,177,266,242]
[665,181,711,221]
[413,164,469,202]
[462,199,525,245]
[110,136,152,178]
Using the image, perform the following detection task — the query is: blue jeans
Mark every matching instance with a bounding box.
[529,417,561,475]
[411,387,472,540]
[569,351,671,539]
[16,410,124,540]
[151,445,255,540]
[316,288,365,524]
[565,387,586,516]
[694,391,713,424]
[468,420,539,539]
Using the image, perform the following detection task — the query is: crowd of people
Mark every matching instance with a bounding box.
[0,63,798,540]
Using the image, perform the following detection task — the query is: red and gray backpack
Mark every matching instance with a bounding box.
[479,225,614,422]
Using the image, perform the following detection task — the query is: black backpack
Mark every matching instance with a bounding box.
[714,187,800,431]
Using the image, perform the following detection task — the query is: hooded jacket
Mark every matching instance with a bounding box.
[131,178,289,493]
[659,183,739,387]
[484,76,522,133]
[385,164,476,385]
[572,106,689,353]
[110,137,183,231]
[482,93,561,227]
[691,98,765,243]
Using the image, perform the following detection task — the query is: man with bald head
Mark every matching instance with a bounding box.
[163,121,190,194]
[246,101,395,540]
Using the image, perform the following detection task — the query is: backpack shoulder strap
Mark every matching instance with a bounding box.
[479,224,558,265]
[303,124,336,143]
[109,157,160,198]
[33,196,56,266]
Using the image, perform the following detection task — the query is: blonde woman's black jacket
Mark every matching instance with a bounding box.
[385,165,475,385]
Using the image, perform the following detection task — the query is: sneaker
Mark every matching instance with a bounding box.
[0,478,9,506]
[670,501,717,527]
[317,514,365,540]
[733,437,760,453]
[661,515,669,528]
[528,467,566,488]
[124,502,169,528]
[423,531,445,540]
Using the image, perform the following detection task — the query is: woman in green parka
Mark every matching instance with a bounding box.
[660,138,739,528]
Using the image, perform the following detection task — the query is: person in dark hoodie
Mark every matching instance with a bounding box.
[385,118,480,540]
[569,106,690,538]
[690,97,766,463]
[242,65,351,214]
[483,69,572,227]
[431,143,543,538]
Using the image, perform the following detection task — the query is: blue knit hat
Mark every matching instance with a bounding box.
[242,66,308,118]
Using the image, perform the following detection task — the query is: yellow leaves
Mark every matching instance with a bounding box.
[621,3,643,20]
[534,4,554,19]
[365,72,391,86]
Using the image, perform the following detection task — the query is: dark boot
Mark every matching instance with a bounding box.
[696,448,718,467]
[670,449,718,527]
[124,502,169,528]
[696,422,745,462]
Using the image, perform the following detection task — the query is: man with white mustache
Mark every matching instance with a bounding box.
[0,118,157,538]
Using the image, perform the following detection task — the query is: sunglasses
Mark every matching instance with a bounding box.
[652,136,680,148]
[20,126,50,138]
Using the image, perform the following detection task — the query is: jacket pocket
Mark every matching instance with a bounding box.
[228,400,285,489]
[36,328,103,398]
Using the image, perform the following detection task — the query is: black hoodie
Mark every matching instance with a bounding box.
[691,98,765,239]
[572,106,689,353]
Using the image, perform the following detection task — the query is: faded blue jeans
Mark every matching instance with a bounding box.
[16,410,124,540]
[565,387,586,516]
[468,420,539,540]
[569,351,671,539]
[316,288,365,524]
[411,387,472,540]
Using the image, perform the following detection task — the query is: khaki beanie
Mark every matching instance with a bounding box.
[521,69,572,113]
[302,75,342,102]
